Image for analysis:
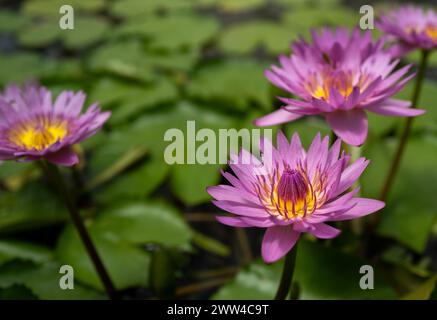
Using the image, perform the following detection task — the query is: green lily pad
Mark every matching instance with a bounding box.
[117,14,219,51]
[0,53,47,85]
[198,0,266,12]
[375,137,437,253]
[88,40,155,81]
[18,19,61,47]
[23,0,105,17]
[219,21,296,55]
[0,182,68,233]
[56,224,151,291]
[213,240,397,299]
[88,39,200,80]
[94,158,169,203]
[0,241,53,266]
[110,0,194,17]
[0,261,103,299]
[0,11,29,33]
[276,0,340,8]
[63,16,110,49]
[284,7,358,32]
[187,60,271,112]
[91,201,193,248]
[18,15,110,49]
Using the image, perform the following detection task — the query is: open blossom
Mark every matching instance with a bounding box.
[378,5,437,56]
[208,132,385,263]
[255,28,425,146]
[0,84,110,166]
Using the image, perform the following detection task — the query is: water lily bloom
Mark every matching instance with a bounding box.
[255,28,425,146]
[208,132,385,263]
[378,5,437,57]
[0,84,110,166]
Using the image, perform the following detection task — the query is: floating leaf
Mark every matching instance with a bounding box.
[92,201,193,248]
[198,0,266,12]
[171,163,224,206]
[0,53,47,85]
[0,11,29,33]
[219,21,295,55]
[117,14,220,51]
[18,19,61,47]
[165,103,237,205]
[95,158,169,203]
[63,16,110,49]
[367,137,437,252]
[276,0,340,8]
[0,240,53,266]
[187,60,271,112]
[0,261,103,299]
[0,182,68,233]
[56,225,151,291]
[0,284,37,300]
[110,0,194,17]
[90,77,178,114]
[86,145,148,190]
[88,40,155,81]
[212,240,397,299]
[284,7,357,33]
[23,0,105,17]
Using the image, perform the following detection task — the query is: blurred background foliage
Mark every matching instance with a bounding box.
[0,0,436,300]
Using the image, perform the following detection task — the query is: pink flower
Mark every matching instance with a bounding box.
[0,84,110,166]
[255,28,425,146]
[378,5,437,57]
[208,132,385,263]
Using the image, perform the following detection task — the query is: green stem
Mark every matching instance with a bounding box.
[274,245,298,300]
[349,145,363,234]
[379,50,430,203]
[39,161,118,300]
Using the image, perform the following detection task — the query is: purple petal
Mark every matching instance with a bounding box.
[325,109,368,146]
[212,200,268,218]
[334,157,369,197]
[216,215,275,228]
[261,226,300,263]
[207,185,259,204]
[367,99,425,117]
[216,216,251,227]
[254,109,302,126]
[309,223,341,239]
[329,198,385,221]
[45,148,79,167]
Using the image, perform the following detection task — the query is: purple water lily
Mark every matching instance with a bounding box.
[378,5,437,57]
[255,28,425,146]
[208,132,385,263]
[0,84,110,166]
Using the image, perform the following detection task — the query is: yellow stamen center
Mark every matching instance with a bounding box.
[425,25,437,40]
[406,25,437,40]
[256,169,319,220]
[312,84,353,100]
[9,118,68,151]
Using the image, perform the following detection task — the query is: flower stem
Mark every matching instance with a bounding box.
[39,161,118,300]
[379,50,430,203]
[274,245,298,300]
